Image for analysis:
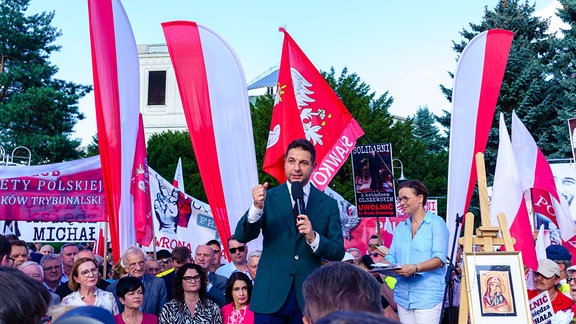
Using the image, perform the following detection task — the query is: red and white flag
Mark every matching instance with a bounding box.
[93,226,106,258]
[491,113,537,270]
[162,21,261,255]
[88,0,140,262]
[511,111,576,240]
[131,114,153,247]
[511,111,576,263]
[446,29,513,255]
[172,157,185,193]
[263,28,364,190]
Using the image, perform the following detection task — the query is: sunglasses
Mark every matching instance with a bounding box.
[229,246,246,254]
[158,259,171,264]
[372,252,385,257]
[568,277,576,284]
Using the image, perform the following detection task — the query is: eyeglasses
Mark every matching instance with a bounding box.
[568,277,576,284]
[229,246,246,254]
[397,196,415,203]
[183,275,201,283]
[7,256,15,266]
[80,268,99,277]
[43,265,61,272]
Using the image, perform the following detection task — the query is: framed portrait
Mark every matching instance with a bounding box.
[463,252,531,323]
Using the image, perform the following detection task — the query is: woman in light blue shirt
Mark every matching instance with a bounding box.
[385,180,448,323]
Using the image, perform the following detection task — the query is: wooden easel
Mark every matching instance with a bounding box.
[457,153,516,323]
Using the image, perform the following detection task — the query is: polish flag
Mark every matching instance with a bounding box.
[172,157,185,193]
[263,28,364,190]
[93,226,106,258]
[511,111,576,263]
[162,22,261,255]
[491,113,537,270]
[383,217,394,248]
[446,29,513,255]
[130,114,153,247]
[88,0,139,262]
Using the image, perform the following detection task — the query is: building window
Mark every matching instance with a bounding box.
[147,71,166,105]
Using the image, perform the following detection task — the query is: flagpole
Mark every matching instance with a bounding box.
[103,221,109,281]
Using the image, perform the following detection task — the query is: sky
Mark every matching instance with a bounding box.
[27,0,561,146]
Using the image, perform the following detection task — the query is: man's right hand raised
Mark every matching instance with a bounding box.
[252,182,268,210]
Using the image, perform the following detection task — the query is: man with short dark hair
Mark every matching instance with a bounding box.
[367,235,379,255]
[107,247,167,315]
[302,262,382,323]
[235,138,345,322]
[59,243,78,281]
[0,234,12,266]
[216,235,249,279]
[9,239,29,268]
[207,239,225,272]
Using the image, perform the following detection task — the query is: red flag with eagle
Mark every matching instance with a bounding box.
[131,113,153,247]
[263,28,364,190]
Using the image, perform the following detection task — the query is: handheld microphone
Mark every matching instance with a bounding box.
[291,181,305,219]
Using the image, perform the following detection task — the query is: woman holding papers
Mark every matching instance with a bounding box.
[384,180,449,323]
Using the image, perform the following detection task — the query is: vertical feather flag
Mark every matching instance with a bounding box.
[446,29,513,254]
[491,113,537,270]
[263,28,364,190]
[162,21,261,255]
[131,114,153,246]
[511,111,576,242]
[88,0,140,262]
[172,157,185,193]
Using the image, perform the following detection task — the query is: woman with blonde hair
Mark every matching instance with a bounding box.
[61,257,119,315]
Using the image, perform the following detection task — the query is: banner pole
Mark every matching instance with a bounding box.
[103,221,109,279]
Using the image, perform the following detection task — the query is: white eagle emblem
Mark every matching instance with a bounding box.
[290,67,327,145]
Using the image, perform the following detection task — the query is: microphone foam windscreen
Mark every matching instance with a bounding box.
[291,181,304,201]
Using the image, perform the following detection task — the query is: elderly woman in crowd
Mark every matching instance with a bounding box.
[385,180,449,323]
[159,263,222,324]
[60,257,119,315]
[222,272,254,324]
[114,276,158,324]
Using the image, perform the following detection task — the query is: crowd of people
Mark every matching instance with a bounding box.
[0,234,397,324]
[4,139,576,324]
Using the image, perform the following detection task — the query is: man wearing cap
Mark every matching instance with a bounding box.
[527,259,574,313]
[370,245,389,264]
[546,244,573,296]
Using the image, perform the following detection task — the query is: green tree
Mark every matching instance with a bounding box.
[249,67,449,210]
[413,105,447,153]
[86,134,99,157]
[146,130,206,202]
[442,0,557,174]
[551,0,576,157]
[0,0,91,164]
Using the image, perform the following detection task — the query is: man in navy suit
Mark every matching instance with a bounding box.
[235,139,345,324]
[107,247,167,315]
